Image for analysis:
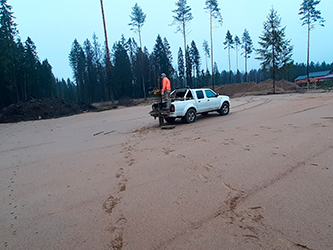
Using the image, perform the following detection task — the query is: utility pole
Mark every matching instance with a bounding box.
[100,0,114,101]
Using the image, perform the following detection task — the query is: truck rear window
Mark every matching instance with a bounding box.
[196,90,204,99]
[186,91,193,99]
[175,91,186,98]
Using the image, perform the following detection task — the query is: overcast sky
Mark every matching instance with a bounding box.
[11,0,333,80]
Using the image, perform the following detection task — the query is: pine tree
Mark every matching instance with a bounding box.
[234,35,242,82]
[65,78,77,102]
[204,0,222,89]
[69,39,86,102]
[39,59,55,98]
[153,35,174,88]
[0,0,17,41]
[153,35,167,76]
[126,38,138,70]
[223,30,234,75]
[0,0,66,108]
[129,3,147,98]
[84,38,96,103]
[0,0,18,107]
[190,40,200,87]
[163,37,174,76]
[112,36,132,99]
[126,37,137,96]
[133,46,150,98]
[186,44,192,86]
[202,40,210,73]
[16,39,26,100]
[129,3,146,49]
[178,47,185,87]
[172,0,193,86]
[92,33,107,101]
[241,29,253,82]
[24,37,40,98]
[256,8,293,93]
[92,33,102,65]
[299,0,325,89]
[213,62,221,84]
[234,35,241,73]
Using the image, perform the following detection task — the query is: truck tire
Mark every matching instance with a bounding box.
[184,108,197,123]
[218,102,229,116]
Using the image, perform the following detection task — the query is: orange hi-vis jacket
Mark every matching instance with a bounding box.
[162,77,171,93]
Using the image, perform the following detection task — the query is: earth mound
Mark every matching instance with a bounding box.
[0,98,95,123]
[215,79,300,97]
[1,79,301,123]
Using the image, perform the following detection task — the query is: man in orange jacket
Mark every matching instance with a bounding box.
[161,73,171,109]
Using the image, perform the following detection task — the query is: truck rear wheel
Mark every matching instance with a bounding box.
[184,108,197,123]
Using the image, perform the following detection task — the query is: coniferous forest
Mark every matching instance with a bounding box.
[0,0,332,110]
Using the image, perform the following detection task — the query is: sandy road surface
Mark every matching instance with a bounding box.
[1,92,333,250]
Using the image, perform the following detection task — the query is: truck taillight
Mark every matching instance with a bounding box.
[170,104,175,112]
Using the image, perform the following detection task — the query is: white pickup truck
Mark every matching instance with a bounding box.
[150,88,230,124]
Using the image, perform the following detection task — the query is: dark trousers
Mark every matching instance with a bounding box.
[163,90,171,109]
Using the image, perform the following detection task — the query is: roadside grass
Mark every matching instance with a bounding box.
[96,105,118,111]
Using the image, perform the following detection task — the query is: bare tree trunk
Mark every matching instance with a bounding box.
[183,21,187,87]
[306,21,310,90]
[209,12,214,90]
[245,54,248,82]
[139,29,142,49]
[228,46,231,73]
[100,0,114,102]
[272,46,276,94]
[228,46,231,83]
[139,49,146,100]
[236,46,239,73]
[137,29,147,99]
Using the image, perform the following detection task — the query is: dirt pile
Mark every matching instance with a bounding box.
[216,79,301,97]
[0,98,95,123]
[1,79,300,123]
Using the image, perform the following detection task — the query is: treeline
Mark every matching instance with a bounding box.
[69,32,333,103]
[1,0,333,110]
[0,35,77,109]
[219,61,333,85]
[69,34,174,103]
[0,0,76,109]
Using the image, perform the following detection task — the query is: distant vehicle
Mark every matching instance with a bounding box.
[149,88,230,124]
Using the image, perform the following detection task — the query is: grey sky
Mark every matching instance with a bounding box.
[12,0,333,80]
